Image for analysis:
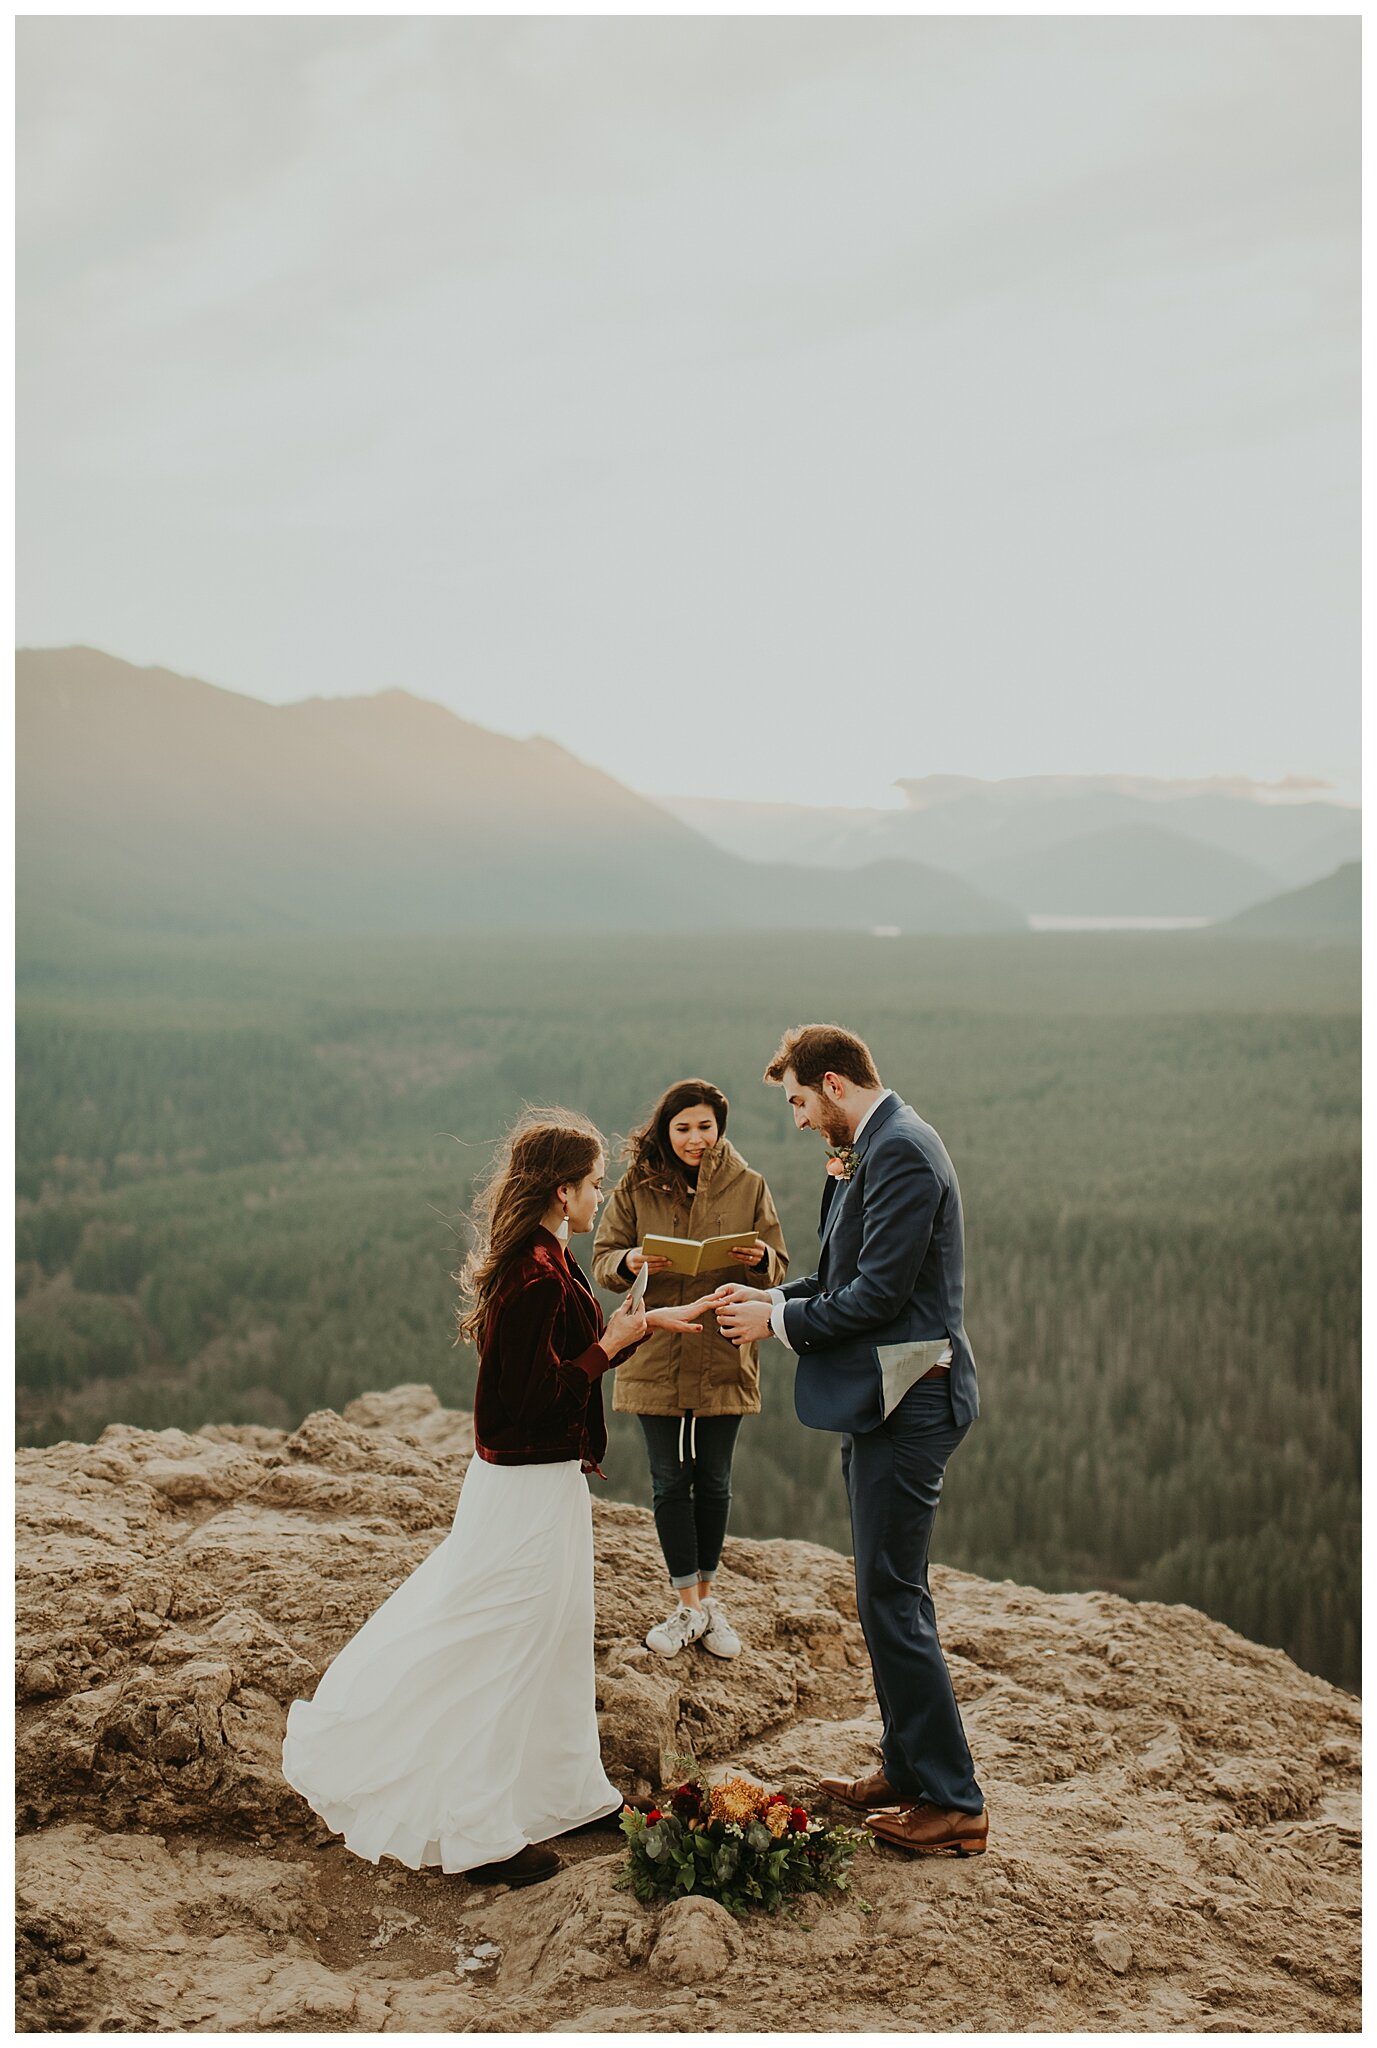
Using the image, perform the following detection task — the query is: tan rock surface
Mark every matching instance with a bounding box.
[15,1387,1360,2033]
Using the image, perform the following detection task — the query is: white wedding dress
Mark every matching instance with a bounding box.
[281,1454,621,1872]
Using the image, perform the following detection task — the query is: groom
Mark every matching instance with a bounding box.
[714,1023,987,1856]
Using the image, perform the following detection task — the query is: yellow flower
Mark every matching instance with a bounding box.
[764,1802,790,1838]
[708,1776,768,1826]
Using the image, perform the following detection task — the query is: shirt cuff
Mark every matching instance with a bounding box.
[769,1296,793,1351]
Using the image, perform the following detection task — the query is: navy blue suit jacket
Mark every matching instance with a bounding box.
[781,1093,979,1434]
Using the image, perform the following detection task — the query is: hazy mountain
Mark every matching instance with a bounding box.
[662,777,1359,915]
[655,796,905,871]
[963,823,1280,919]
[1221,862,1360,941]
[16,649,1023,936]
[1268,816,1366,888]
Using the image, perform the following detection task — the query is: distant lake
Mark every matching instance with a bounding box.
[1028,915,1215,932]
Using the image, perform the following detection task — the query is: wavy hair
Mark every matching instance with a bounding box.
[620,1078,730,1197]
[456,1106,606,1348]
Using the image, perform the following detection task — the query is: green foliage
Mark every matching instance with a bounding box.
[16,1292,147,1389]
[615,1767,866,1917]
[15,1314,86,1392]
[13,926,1360,1688]
[71,1221,146,1294]
[16,1202,87,1273]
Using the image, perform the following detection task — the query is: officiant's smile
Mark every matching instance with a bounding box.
[668,1104,718,1172]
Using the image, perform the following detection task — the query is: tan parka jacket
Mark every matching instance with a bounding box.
[591,1140,788,1416]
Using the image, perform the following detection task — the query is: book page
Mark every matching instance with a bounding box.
[641,1232,756,1276]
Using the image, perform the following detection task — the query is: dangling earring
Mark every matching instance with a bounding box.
[555,1201,570,1243]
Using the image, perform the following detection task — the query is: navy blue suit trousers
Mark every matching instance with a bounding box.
[841,1372,983,1814]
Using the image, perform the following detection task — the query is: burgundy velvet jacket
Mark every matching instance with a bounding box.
[473,1226,636,1469]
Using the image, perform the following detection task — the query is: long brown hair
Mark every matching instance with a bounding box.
[620,1078,730,1197]
[456,1107,605,1348]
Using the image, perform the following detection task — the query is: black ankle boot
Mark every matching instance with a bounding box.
[464,1842,561,1888]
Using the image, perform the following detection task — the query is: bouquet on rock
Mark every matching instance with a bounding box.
[617,1762,868,1918]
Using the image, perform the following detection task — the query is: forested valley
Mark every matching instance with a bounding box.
[15,924,1359,1688]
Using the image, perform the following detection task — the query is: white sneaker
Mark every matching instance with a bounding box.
[700,1597,742,1659]
[645,1604,709,1657]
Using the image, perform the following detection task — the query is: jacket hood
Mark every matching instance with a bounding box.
[633,1137,752,1202]
[691,1138,753,1198]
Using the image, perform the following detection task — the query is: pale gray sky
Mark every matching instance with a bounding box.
[18,16,1359,808]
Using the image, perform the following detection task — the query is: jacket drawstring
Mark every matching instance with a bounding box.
[677,1412,698,1466]
[678,1413,686,1465]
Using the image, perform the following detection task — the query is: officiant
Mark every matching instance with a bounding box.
[593,1079,788,1662]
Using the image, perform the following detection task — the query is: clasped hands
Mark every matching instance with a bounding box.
[603,1282,773,1356]
[602,1240,775,1356]
[709,1283,776,1347]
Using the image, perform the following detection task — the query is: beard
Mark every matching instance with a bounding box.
[818,1097,853,1148]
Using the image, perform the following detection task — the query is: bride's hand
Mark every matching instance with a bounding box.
[600,1300,649,1357]
[645,1307,704,1335]
[677,1293,723,1321]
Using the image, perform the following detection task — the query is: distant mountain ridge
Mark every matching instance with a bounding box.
[966,823,1280,921]
[1222,862,1360,941]
[894,771,1343,808]
[662,778,1359,920]
[16,648,1022,937]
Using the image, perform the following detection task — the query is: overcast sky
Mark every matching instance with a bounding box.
[18,16,1358,808]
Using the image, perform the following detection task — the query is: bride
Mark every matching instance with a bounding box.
[281,1107,712,1890]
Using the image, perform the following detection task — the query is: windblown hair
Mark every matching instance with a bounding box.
[620,1078,730,1197]
[763,1024,881,1093]
[456,1107,605,1348]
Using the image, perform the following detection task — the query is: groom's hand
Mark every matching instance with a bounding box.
[712,1284,774,1347]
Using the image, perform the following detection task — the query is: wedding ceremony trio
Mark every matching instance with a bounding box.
[281,1023,988,1889]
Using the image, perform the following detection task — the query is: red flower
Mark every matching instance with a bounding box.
[765,1791,789,1807]
[645,1808,663,1825]
[789,1806,809,1832]
[671,1783,704,1820]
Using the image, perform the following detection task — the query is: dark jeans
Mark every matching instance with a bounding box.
[638,1413,743,1589]
[841,1372,984,1814]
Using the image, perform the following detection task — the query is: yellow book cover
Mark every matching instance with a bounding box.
[640,1232,756,1277]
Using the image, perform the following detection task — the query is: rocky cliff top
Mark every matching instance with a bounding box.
[16,1385,1361,2033]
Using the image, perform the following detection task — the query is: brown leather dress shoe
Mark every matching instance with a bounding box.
[866,1803,989,1856]
[817,1766,902,1810]
[463,1842,562,1888]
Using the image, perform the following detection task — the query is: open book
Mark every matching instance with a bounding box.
[641,1231,757,1278]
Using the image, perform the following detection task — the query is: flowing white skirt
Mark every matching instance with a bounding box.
[280,1455,621,1872]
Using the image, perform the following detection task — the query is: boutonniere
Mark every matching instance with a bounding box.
[825,1145,859,1182]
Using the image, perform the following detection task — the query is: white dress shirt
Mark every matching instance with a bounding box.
[767,1089,951,1366]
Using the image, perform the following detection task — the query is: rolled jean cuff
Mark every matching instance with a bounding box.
[669,1570,700,1590]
